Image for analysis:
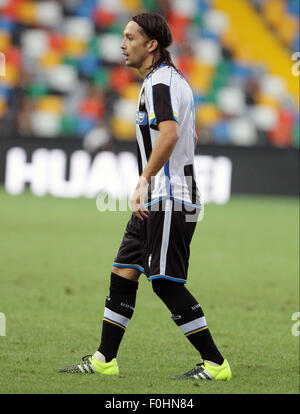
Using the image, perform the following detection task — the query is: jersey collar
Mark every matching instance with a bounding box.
[144,63,167,80]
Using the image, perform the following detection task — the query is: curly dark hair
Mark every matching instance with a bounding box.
[131,12,182,75]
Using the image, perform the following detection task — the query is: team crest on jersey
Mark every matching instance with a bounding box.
[136,111,148,125]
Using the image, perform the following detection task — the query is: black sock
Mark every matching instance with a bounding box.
[152,279,224,365]
[98,273,138,362]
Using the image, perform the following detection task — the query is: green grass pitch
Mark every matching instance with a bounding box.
[0,188,298,394]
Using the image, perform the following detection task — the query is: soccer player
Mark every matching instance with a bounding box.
[59,12,231,381]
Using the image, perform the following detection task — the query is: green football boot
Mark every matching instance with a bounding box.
[174,358,232,381]
[59,354,119,375]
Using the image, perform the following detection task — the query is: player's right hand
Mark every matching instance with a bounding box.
[130,176,149,221]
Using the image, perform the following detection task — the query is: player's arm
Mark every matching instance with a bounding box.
[142,120,178,182]
[131,120,179,221]
[194,134,198,150]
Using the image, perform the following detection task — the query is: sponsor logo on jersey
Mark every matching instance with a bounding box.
[136,111,148,125]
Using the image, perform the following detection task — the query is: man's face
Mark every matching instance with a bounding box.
[120,21,150,69]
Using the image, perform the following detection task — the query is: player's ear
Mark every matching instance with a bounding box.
[148,39,158,53]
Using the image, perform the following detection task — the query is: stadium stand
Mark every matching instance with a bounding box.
[249,0,299,53]
[0,0,298,147]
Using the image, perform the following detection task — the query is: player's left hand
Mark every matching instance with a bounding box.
[130,176,149,221]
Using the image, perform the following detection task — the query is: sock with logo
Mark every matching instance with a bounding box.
[152,278,224,365]
[98,272,138,362]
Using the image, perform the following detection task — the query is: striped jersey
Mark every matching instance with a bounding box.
[136,64,201,208]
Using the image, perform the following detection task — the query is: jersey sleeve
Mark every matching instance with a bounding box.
[147,68,179,129]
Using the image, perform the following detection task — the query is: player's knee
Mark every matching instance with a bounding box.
[111,266,140,282]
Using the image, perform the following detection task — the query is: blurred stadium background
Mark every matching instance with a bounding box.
[0,0,299,142]
[0,0,299,395]
[0,0,299,201]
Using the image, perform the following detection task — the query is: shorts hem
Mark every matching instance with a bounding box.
[148,274,187,284]
[112,262,144,273]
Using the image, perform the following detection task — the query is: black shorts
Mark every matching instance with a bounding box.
[113,199,198,284]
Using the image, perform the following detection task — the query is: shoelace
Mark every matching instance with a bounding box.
[81,354,93,362]
[77,354,95,373]
[185,362,205,376]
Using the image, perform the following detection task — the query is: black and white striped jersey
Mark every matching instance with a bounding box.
[136,64,201,209]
